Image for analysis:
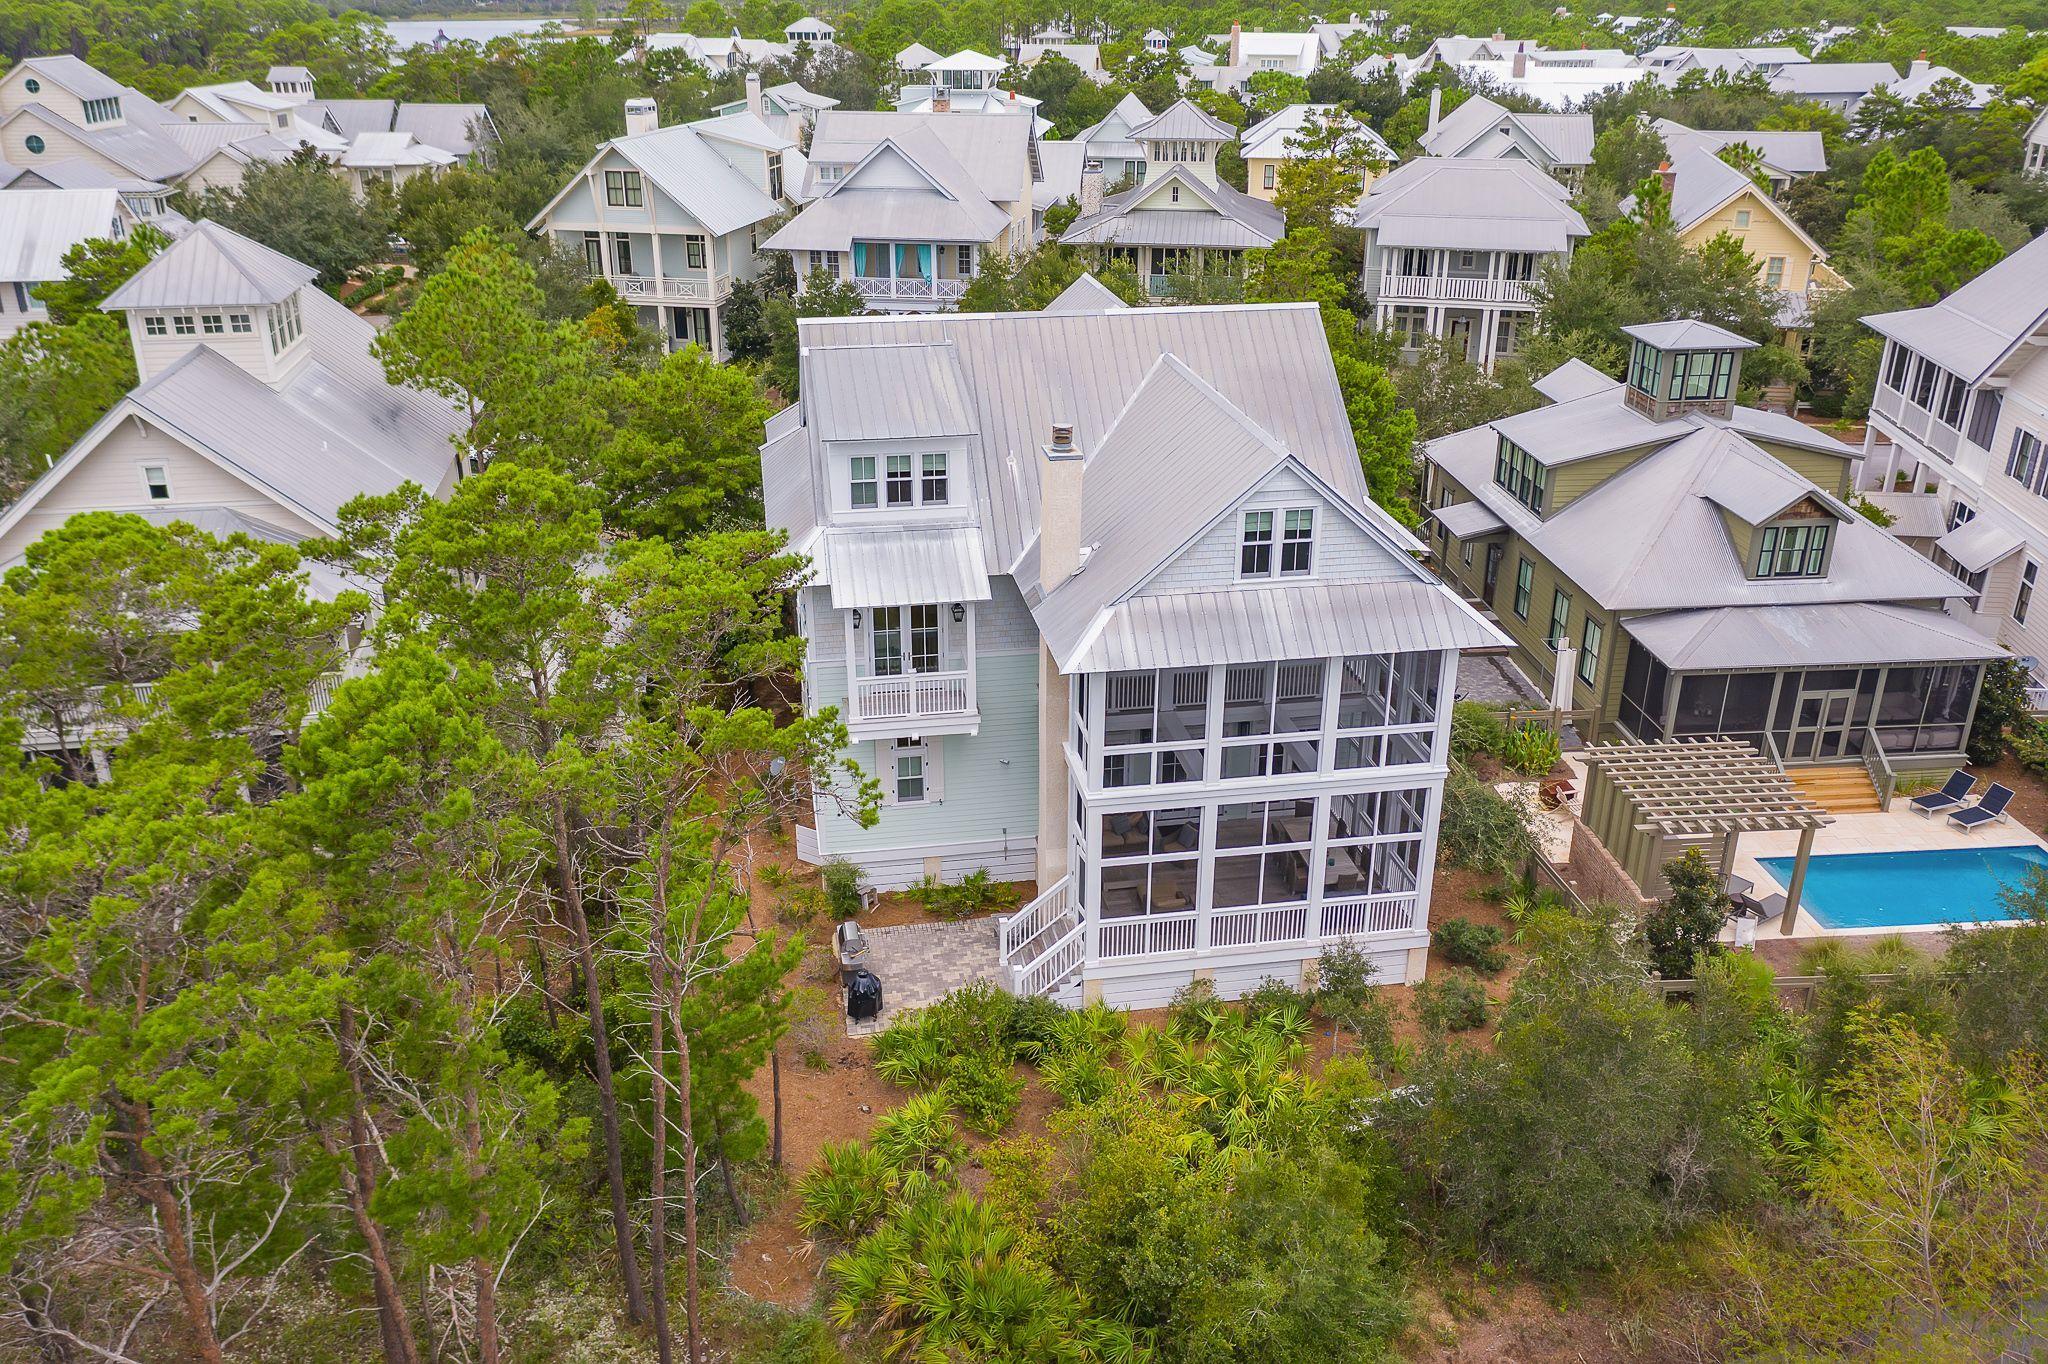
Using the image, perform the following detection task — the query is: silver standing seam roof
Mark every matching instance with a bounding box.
[1127,98,1234,143]
[1653,119,1828,177]
[0,188,122,283]
[1625,602,2004,671]
[822,526,991,609]
[1353,157,1588,254]
[1863,231,2048,384]
[1058,165,1285,249]
[104,220,315,309]
[1043,272,1129,313]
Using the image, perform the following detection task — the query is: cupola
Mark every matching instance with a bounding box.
[1620,319,1757,422]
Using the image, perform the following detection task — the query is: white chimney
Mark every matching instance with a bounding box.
[1079,159,1104,217]
[624,97,658,136]
[1910,51,1930,77]
[745,70,764,118]
[1039,422,1086,584]
[1427,87,1442,130]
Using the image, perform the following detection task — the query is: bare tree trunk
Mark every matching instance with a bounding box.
[646,950,675,1364]
[120,1100,224,1364]
[677,1034,703,1364]
[335,1005,421,1364]
[770,1049,784,1168]
[550,798,648,1326]
[463,1086,501,1364]
[10,1275,73,1364]
[712,1117,745,1226]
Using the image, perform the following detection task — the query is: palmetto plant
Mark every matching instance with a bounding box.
[796,1139,902,1242]
[871,1092,966,1177]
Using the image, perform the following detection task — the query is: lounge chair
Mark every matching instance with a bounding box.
[1909,769,1975,818]
[1948,783,2015,833]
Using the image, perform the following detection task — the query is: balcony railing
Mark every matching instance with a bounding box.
[1376,268,1535,306]
[605,272,731,304]
[851,668,973,725]
[1871,383,1963,462]
[849,275,969,303]
[1095,893,1421,960]
[1099,911,1198,958]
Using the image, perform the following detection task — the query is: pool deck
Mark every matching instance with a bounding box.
[1733,807,2048,938]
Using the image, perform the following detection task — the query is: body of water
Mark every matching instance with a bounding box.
[381,17,568,47]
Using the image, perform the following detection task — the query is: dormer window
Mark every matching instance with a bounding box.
[1493,436,1546,514]
[848,452,948,510]
[265,293,301,353]
[144,316,166,336]
[82,96,120,124]
[1240,508,1314,578]
[1755,521,1830,578]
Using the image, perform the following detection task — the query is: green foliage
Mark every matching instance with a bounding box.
[906,867,1024,920]
[1495,721,1561,777]
[958,243,1145,312]
[1437,760,1539,876]
[1432,917,1509,974]
[1643,847,1729,980]
[821,858,865,920]
[796,1139,902,1241]
[1967,656,2033,766]
[1316,941,1397,1066]
[1414,972,1491,1034]
[1947,870,2048,1068]
[198,148,390,285]
[870,982,1030,1134]
[1449,700,1510,760]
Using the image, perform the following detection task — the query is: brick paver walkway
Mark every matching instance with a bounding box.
[845,916,1002,1036]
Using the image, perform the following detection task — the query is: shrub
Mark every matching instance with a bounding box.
[941,1049,1026,1135]
[1497,721,1562,776]
[1168,977,1227,1039]
[871,983,1028,1133]
[1432,916,1508,974]
[1643,846,1729,979]
[1414,972,1490,1034]
[820,858,864,920]
[870,1092,966,1175]
[1438,761,1539,876]
[1318,943,1396,1065]
[2013,717,2048,778]
[906,867,1021,919]
[1450,700,1510,760]
[1967,656,2032,766]
[1946,868,2048,1067]
[1241,975,1312,1032]
[795,1139,899,1241]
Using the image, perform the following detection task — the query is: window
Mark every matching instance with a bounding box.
[1579,615,1602,684]
[920,452,948,504]
[22,78,37,93]
[1220,660,1323,778]
[265,294,301,352]
[1734,208,1751,227]
[1334,652,1438,769]
[1884,343,1911,392]
[956,244,972,273]
[82,96,119,124]
[141,464,169,500]
[144,315,166,336]
[869,606,903,675]
[173,315,195,336]
[1100,668,1208,786]
[1764,255,1785,287]
[2018,560,2039,625]
[1668,349,1735,402]
[907,604,940,672]
[1212,799,1315,907]
[767,150,783,200]
[1547,589,1571,647]
[1279,509,1314,574]
[201,314,223,335]
[1628,339,1663,397]
[808,249,825,274]
[887,736,935,804]
[685,236,705,270]
[603,169,643,206]
[229,313,251,333]
[1263,163,1276,189]
[2006,429,2044,493]
[1967,389,2004,449]
[1911,357,1940,409]
[884,454,913,506]
[1754,522,1830,577]
[818,163,843,183]
[1099,806,1201,916]
[1938,373,1968,429]
[849,455,877,508]
[1493,437,1546,513]
[1322,788,1428,902]
[1169,185,1180,203]
[1240,510,1274,575]
[23,134,44,155]
[613,236,634,275]
[1513,557,1533,619]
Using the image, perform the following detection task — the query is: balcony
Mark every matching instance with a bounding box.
[1095,893,1421,961]
[850,275,969,304]
[847,668,977,738]
[1375,267,1535,306]
[606,272,733,304]
[1871,383,1963,463]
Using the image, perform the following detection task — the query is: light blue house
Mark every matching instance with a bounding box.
[763,281,1504,1006]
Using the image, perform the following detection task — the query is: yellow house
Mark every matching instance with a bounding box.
[1648,145,1845,346]
[1238,102,1394,202]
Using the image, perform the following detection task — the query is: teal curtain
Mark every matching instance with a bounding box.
[896,243,931,280]
[853,242,867,275]
[918,243,932,280]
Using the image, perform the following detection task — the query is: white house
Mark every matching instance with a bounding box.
[0,157,183,235]
[1641,45,1809,80]
[711,76,839,143]
[0,188,128,338]
[1355,157,1589,370]
[1861,234,2048,689]
[1059,100,1284,301]
[1039,93,1156,213]
[784,16,836,46]
[765,109,1038,310]
[0,220,466,570]
[896,42,943,78]
[1883,57,1998,109]
[2025,106,2048,176]
[1769,62,1901,116]
[1417,93,1594,187]
[528,97,797,356]
[1016,43,1107,82]
[168,81,347,157]
[1652,118,1828,191]
[763,296,1503,1006]
[1239,103,1395,201]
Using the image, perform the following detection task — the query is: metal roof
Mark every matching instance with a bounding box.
[1860,491,1947,539]
[822,526,990,609]
[1533,357,1619,403]
[1417,95,1593,167]
[1625,602,2004,671]
[2,102,209,183]
[340,131,454,168]
[1622,318,1759,352]
[104,220,314,309]
[1129,99,1234,143]
[1238,103,1393,161]
[808,109,1034,204]
[611,120,784,237]
[1431,499,1506,538]
[763,183,1010,252]
[392,102,493,157]
[1354,156,1586,254]
[301,99,399,140]
[895,42,941,67]
[1936,518,2026,574]
[1492,389,1675,467]
[1068,579,1506,673]
[1059,166,1284,249]
[805,343,977,440]
[925,49,1008,72]
[267,66,313,83]
[1653,119,1827,177]
[16,55,129,102]
[1863,231,2048,383]
[1770,61,1899,95]
[1044,272,1129,313]
[0,188,123,283]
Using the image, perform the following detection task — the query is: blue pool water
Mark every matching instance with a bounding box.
[1757,844,2048,929]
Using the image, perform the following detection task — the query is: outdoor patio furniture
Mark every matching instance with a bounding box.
[1948,783,2015,833]
[1723,873,1754,900]
[1909,769,1975,818]
[1750,892,1789,926]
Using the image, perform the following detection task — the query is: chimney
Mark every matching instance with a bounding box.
[1910,51,1929,77]
[1512,48,1527,78]
[932,86,951,112]
[745,70,764,118]
[1656,159,1675,195]
[1229,20,1243,67]
[1039,423,1086,584]
[1080,158,1104,216]
[1491,30,1506,40]
[1427,86,1442,130]
[624,96,659,137]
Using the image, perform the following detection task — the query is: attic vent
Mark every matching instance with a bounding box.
[1049,422,1075,452]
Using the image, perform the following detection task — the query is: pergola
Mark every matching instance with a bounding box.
[1580,738,1833,936]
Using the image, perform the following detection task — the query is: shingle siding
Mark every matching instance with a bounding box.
[1138,466,1415,596]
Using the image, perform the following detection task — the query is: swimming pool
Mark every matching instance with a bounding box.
[1756,844,2048,930]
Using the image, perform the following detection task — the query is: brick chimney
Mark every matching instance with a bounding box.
[1512,47,1527,78]
[1039,422,1087,585]
[1229,20,1243,67]
[1656,159,1675,195]
[1079,158,1104,217]
[624,96,658,136]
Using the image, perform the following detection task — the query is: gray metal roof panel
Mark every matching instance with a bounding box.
[1533,357,1619,403]
[1771,62,1900,95]
[1935,518,2026,573]
[1625,602,2003,671]
[1238,103,1394,161]
[1043,272,1129,313]
[1492,391,1676,466]
[1127,98,1233,142]
[1860,491,1947,539]
[1862,231,2048,383]
[763,186,1010,251]
[391,102,493,156]
[1621,318,1759,352]
[0,188,122,282]
[1431,499,1506,537]
[1059,166,1284,247]
[822,526,991,608]
[1653,119,1827,176]
[103,220,315,309]
[1355,156,1586,252]
[300,99,398,139]
[609,122,784,237]
[805,343,978,441]
[811,109,1032,203]
[19,56,130,102]
[1513,113,1594,165]
[1,103,201,182]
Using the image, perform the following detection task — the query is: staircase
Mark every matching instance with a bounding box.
[997,876,1085,1000]
[1786,763,1884,814]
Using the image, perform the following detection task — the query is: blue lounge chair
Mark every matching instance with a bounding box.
[1949,783,2015,833]
[1910,769,1975,818]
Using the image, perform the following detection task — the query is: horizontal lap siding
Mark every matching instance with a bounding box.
[1139,466,1415,597]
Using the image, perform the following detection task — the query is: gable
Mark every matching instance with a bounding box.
[1137,464,1416,597]
[842,142,942,192]
[0,110,130,181]
[1130,176,1217,212]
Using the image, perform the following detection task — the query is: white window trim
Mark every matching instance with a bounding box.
[1237,504,1318,581]
[881,735,942,806]
[139,463,171,501]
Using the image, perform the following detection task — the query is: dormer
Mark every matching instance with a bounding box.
[4,58,127,129]
[1621,319,1756,421]
[102,221,319,387]
[1744,495,1841,580]
[807,342,978,526]
[1130,99,1233,188]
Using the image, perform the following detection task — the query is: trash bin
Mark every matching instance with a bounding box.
[845,968,883,1023]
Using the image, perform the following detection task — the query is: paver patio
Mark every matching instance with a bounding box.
[844,916,1002,1036]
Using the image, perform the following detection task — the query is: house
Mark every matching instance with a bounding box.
[762,298,1504,1005]
[1184,23,1322,94]
[916,50,1009,93]
[1239,103,1395,201]
[0,55,293,195]
[1059,100,1283,302]
[265,66,316,101]
[1017,43,1107,81]
[1884,57,1998,109]
[893,84,1052,138]
[2025,106,2048,176]
[338,131,456,197]
[896,42,943,78]
[0,157,185,235]
[1861,234,2048,679]
[686,32,793,72]
[1036,93,1155,226]
[1769,62,1901,116]
[293,97,497,163]
[168,81,348,158]
[0,188,128,338]
[1652,118,1828,191]
[765,109,1037,310]
[1142,29,1171,53]
[1417,93,1594,187]
[1420,320,1999,786]
[1641,45,1810,80]
[711,78,840,143]
[784,16,836,46]
[1355,157,1589,370]
[0,220,467,572]
[1622,148,1843,343]
[528,97,796,356]
[1311,13,1388,58]
[1447,48,1648,110]
[1409,34,1537,72]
